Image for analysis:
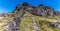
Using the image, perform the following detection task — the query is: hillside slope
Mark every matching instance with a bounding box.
[0,12,60,31]
[0,2,60,31]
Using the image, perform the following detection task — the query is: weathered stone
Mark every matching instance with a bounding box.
[33,20,39,31]
[14,2,60,17]
[5,9,25,31]
[47,22,60,29]
[22,2,28,6]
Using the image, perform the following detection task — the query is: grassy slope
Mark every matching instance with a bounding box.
[20,12,60,31]
[0,12,60,31]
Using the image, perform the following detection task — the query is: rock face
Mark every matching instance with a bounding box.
[47,22,60,28]
[14,2,60,17]
[5,10,25,31]
[33,20,39,31]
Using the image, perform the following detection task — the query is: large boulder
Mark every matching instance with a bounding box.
[47,22,60,29]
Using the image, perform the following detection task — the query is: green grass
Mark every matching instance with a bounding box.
[0,12,60,31]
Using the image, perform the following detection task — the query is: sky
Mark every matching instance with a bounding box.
[0,0,60,13]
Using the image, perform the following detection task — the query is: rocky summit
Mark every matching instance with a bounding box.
[14,2,60,17]
[0,2,60,31]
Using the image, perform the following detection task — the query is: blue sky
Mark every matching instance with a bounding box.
[0,0,60,13]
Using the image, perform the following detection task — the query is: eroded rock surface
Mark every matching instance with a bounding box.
[47,22,60,29]
[14,2,60,17]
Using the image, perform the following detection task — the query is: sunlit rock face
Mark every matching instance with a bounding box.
[47,22,60,29]
[14,2,60,17]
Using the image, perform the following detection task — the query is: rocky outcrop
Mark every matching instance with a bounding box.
[33,20,39,31]
[5,10,25,31]
[14,2,60,17]
[47,22,60,29]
